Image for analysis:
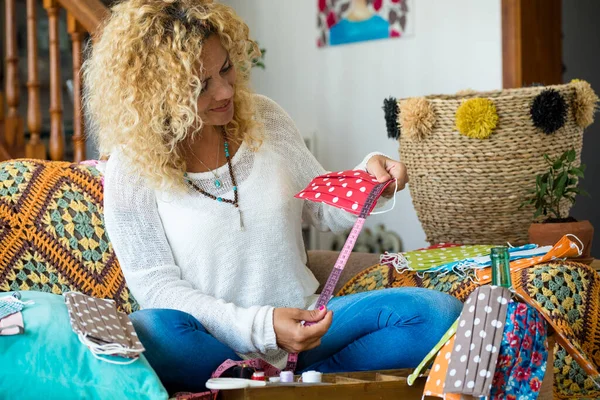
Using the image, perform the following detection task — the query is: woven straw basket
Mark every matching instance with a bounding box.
[385,81,598,245]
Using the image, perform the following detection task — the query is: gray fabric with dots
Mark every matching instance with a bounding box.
[64,292,144,358]
[444,285,510,396]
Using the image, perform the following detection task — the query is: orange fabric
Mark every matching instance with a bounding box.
[423,335,461,400]
[475,235,582,283]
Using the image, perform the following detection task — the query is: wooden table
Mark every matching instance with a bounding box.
[216,320,558,400]
[220,370,426,400]
[217,355,555,400]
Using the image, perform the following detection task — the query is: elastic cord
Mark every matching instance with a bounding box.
[566,234,584,256]
[371,179,398,215]
[78,333,143,365]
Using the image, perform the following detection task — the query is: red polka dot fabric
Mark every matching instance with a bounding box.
[295,170,391,216]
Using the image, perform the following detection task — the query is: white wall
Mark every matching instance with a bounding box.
[222,0,503,251]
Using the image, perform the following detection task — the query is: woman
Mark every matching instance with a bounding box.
[84,0,461,394]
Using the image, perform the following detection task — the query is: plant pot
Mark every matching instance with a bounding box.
[528,220,594,264]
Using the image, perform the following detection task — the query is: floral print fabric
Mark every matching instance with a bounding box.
[490,302,548,400]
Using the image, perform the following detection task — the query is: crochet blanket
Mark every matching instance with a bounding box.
[338,260,600,400]
[0,159,139,313]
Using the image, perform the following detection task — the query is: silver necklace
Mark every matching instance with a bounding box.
[189,135,223,189]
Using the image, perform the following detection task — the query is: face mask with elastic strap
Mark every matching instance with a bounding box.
[444,285,511,397]
[64,292,145,365]
[490,302,549,399]
[0,293,34,319]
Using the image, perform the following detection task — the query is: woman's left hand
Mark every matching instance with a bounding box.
[366,155,409,198]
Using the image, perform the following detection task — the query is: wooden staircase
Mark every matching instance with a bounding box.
[1,0,110,163]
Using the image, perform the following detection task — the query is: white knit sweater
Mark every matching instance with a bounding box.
[103,95,384,368]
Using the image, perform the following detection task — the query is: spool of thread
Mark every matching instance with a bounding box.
[301,371,322,383]
[280,370,294,383]
[251,371,265,381]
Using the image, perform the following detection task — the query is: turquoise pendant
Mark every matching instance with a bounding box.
[214,179,222,189]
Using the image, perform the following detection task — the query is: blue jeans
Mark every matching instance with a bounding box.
[130,288,462,394]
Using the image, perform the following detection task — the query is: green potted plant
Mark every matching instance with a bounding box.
[251,42,266,69]
[522,148,594,263]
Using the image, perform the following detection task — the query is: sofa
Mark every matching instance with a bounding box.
[1,158,599,400]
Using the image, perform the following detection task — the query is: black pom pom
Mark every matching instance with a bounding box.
[383,97,400,140]
[530,89,568,134]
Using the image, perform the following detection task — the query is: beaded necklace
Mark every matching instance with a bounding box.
[185,137,244,230]
[189,138,223,189]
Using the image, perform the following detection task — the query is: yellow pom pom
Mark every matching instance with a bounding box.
[455,98,498,139]
[571,79,598,128]
[399,97,436,141]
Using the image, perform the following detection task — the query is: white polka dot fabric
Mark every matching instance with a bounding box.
[390,245,493,272]
[295,169,390,216]
[444,286,510,397]
[64,292,144,358]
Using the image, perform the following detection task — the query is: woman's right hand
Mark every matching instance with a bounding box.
[273,306,333,353]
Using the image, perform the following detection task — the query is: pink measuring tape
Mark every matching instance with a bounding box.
[284,170,392,371]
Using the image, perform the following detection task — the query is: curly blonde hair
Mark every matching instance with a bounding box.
[83,0,262,190]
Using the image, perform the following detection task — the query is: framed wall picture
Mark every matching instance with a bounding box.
[317,0,413,47]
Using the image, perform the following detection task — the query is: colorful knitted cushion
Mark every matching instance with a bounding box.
[0,159,139,313]
[337,259,600,399]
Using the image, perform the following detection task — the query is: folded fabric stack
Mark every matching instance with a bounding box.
[380,243,552,277]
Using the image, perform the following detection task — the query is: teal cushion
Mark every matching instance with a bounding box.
[0,291,168,399]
